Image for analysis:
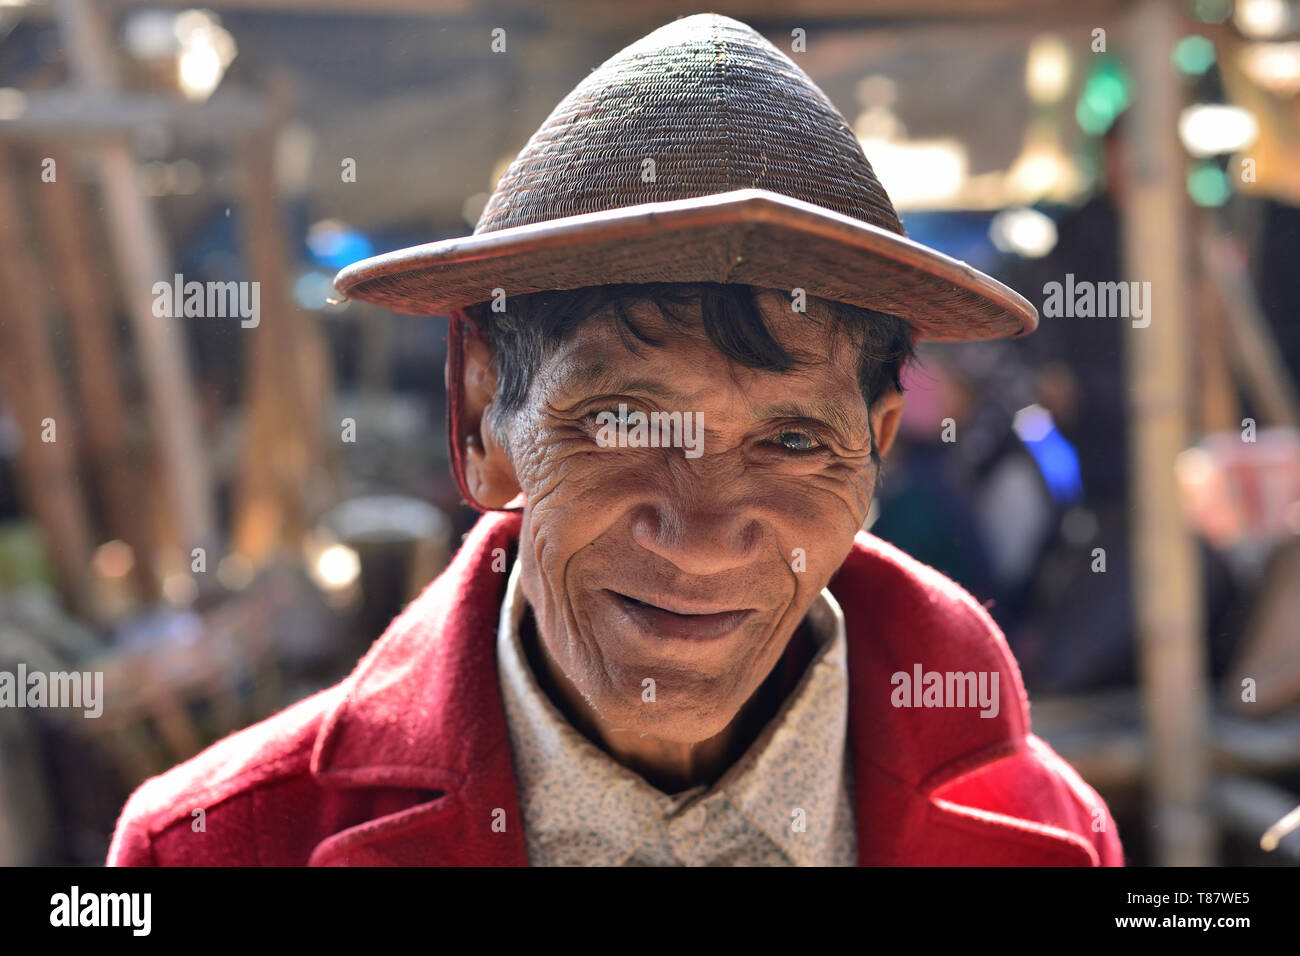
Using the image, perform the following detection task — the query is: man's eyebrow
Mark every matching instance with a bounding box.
[556,361,685,401]
[755,399,870,441]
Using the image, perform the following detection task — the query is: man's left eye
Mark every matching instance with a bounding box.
[590,407,631,426]
[775,430,821,453]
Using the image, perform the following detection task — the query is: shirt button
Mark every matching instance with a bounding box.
[681,805,707,832]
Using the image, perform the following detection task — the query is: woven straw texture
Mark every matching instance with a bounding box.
[477,15,904,237]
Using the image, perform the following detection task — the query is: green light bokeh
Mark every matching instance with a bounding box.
[1187,162,1232,206]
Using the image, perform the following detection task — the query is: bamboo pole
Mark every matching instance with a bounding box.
[232,115,335,562]
[1193,229,1239,436]
[32,148,155,598]
[230,127,301,561]
[0,147,96,613]
[1120,0,1213,866]
[1202,231,1300,429]
[52,0,216,562]
[0,90,266,144]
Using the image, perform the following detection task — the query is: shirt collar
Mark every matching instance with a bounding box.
[495,555,851,866]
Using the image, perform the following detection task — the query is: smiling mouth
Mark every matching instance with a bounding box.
[605,589,754,640]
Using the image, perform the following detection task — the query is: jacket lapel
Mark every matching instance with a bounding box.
[835,530,1094,865]
[308,510,528,866]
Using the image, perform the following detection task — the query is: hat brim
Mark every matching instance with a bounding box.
[333,188,1037,342]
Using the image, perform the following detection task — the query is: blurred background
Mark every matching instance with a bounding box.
[1,0,1299,867]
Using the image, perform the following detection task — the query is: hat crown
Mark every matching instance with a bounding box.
[476,14,905,237]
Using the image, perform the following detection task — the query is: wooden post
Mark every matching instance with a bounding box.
[1120,0,1213,866]
[32,148,155,598]
[0,147,96,613]
[52,0,216,561]
[231,122,334,563]
[1202,232,1300,429]
[231,127,301,561]
[1192,220,1240,436]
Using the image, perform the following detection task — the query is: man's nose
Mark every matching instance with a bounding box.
[628,496,765,577]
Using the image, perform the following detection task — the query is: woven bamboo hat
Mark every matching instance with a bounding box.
[333,13,1038,342]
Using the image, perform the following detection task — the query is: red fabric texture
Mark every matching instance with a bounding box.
[107,510,1123,866]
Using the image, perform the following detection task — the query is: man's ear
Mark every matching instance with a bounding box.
[454,331,522,508]
[871,387,906,459]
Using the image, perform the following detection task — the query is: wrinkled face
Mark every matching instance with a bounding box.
[500,291,897,744]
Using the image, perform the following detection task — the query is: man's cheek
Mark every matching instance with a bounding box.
[520,447,662,513]
[764,485,867,555]
[510,424,603,493]
[796,465,877,524]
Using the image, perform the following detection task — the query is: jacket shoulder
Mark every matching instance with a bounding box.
[107,683,344,866]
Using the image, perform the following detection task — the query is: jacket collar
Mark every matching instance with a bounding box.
[833,531,1094,865]
[309,510,526,865]
[309,510,1093,866]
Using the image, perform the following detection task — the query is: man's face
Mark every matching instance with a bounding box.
[501,291,891,744]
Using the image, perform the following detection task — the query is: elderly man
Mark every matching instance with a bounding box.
[109,14,1121,866]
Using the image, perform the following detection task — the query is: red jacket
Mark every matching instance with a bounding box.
[108,510,1123,866]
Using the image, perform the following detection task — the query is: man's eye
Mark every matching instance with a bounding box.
[775,430,821,453]
[587,406,631,426]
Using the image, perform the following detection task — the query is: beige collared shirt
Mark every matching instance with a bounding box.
[495,557,857,866]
